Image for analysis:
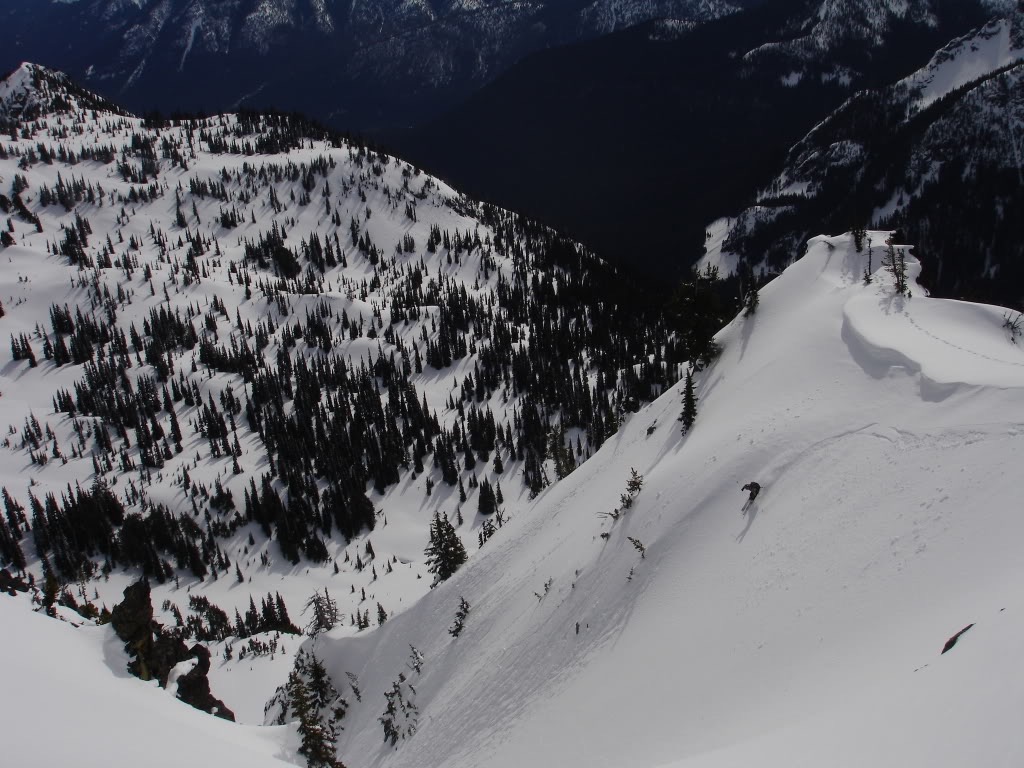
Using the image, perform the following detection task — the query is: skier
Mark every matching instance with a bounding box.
[741,481,760,512]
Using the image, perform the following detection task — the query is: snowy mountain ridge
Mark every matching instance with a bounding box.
[744,0,939,61]
[0,61,128,123]
[898,11,1024,110]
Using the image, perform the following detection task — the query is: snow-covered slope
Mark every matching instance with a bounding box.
[0,62,681,730]
[310,232,1024,768]
[745,0,939,61]
[3,65,1024,768]
[0,62,126,123]
[900,12,1024,109]
[752,4,1024,200]
[0,595,298,768]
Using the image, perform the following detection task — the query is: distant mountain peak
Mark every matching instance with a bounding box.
[709,3,1024,308]
[898,7,1024,110]
[744,0,940,65]
[1,61,129,125]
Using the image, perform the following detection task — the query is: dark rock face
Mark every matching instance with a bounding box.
[175,644,235,721]
[0,568,29,596]
[148,630,190,688]
[109,580,234,721]
[110,582,152,644]
[110,580,158,680]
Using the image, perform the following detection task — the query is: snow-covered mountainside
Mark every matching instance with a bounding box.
[0,61,127,123]
[0,0,741,129]
[704,5,1024,309]
[745,0,940,65]
[0,61,687,724]
[3,64,1024,768]
[899,9,1024,109]
[738,0,1012,85]
[395,0,1001,283]
[7,216,1024,765]
[306,231,1024,768]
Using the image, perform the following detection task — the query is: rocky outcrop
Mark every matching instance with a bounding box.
[0,568,29,596]
[175,644,235,721]
[110,580,235,721]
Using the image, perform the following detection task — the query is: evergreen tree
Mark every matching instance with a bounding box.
[477,479,496,516]
[286,661,345,768]
[302,588,338,638]
[743,283,759,317]
[424,512,467,584]
[668,265,724,370]
[680,368,697,435]
[883,239,910,296]
[625,468,644,496]
[852,226,867,253]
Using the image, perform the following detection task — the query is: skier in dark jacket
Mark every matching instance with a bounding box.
[741,481,761,509]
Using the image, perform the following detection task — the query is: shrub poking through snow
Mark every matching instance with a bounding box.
[449,596,471,638]
[628,537,646,559]
[380,647,424,747]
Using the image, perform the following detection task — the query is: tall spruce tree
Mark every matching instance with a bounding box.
[680,368,697,435]
[744,283,759,317]
[287,663,345,768]
[669,264,724,371]
[477,479,496,516]
[425,512,467,583]
[449,596,471,638]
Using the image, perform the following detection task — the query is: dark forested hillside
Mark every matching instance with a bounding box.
[0,0,746,131]
[0,64,741,595]
[715,10,1024,309]
[393,0,996,281]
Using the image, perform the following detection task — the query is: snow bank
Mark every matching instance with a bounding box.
[0,597,297,768]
